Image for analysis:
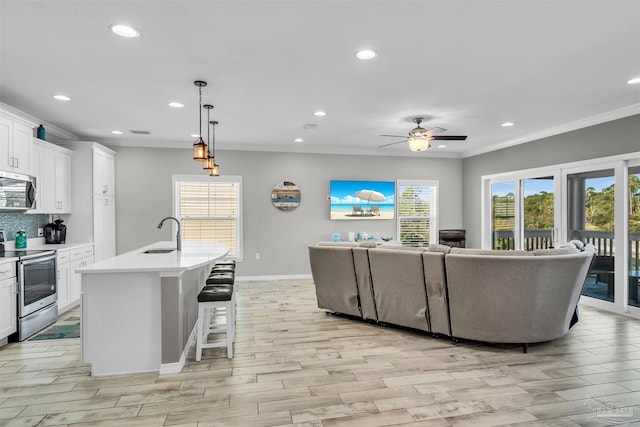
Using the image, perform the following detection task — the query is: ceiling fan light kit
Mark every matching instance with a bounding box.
[408,136,430,152]
[379,116,468,152]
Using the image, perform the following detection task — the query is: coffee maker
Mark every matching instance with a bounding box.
[44,217,67,244]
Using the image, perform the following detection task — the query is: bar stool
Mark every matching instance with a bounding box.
[206,271,235,285]
[196,285,235,361]
[210,264,235,274]
[214,260,236,268]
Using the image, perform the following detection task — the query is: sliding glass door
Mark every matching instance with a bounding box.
[566,169,615,303]
[491,181,516,250]
[489,175,558,251]
[629,165,640,310]
[523,177,555,250]
[484,155,640,316]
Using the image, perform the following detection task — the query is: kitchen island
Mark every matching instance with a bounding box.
[77,241,228,376]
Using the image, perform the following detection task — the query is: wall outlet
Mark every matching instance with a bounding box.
[255,253,260,260]
[37,228,44,237]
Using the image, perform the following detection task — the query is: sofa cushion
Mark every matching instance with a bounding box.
[568,239,585,250]
[375,245,426,253]
[426,244,452,254]
[316,241,357,247]
[532,246,580,256]
[357,240,377,248]
[449,248,533,256]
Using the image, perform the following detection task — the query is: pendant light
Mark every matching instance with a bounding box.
[192,81,208,161]
[208,120,220,177]
[202,104,215,170]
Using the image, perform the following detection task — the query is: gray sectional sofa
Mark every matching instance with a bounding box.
[308,241,595,352]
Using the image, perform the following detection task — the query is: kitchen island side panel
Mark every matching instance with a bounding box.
[160,265,209,364]
[82,272,161,376]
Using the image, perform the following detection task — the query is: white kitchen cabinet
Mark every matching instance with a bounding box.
[56,249,71,314]
[69,245,94,305]
[31,139,72,213]
[93,195,116,263]
[56,141,116,262]
[0,261,17,341]
[93,149,115,196]
[0,113,34,175]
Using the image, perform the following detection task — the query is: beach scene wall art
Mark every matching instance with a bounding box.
[330,180,395,220]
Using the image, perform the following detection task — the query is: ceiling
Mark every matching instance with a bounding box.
[1,0,639,158]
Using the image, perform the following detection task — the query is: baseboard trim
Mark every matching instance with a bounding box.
[236,274,312,282]
[159,321,197,375]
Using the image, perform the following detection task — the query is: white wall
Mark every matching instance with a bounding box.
[461,114,640,248]
[114,148,463,277]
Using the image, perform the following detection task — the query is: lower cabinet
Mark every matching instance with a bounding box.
[58,245,93,315]
[0,262,17,341]
[69,245,94,304]
[56,249,71,314]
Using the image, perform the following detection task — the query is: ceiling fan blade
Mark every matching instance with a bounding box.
[425,127,447,136]
[430,135,468,141]
[380,134,408,138]
[378,140,406,148]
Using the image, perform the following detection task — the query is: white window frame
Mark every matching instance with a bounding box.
[172,174,243,260]
[481,151,640,317]
[396,179,439,247]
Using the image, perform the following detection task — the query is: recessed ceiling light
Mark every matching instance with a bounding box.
[356,49,377,60]
[627,76,640,85]
[111,130,123,135]
[53,94,71,101]
[190,134,200,138]
[313,111,327,117]
[437,144,447,148]
[294,138,303,143]
[501,122,515,127]
[168,102,184,108]
[110,24,140,38]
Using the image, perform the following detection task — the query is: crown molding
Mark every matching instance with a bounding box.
[0,101,79,141]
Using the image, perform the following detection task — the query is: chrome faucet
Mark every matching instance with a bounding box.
[157,217,181,251]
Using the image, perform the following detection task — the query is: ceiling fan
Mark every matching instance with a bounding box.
[379,117,467,152]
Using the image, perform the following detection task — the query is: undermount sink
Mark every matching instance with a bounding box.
[142,248,175,254]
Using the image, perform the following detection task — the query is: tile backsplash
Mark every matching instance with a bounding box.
[0,213,50,240]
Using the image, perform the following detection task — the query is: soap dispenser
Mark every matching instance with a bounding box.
[15,230,27,249]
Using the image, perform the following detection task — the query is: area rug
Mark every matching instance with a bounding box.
[29,322,80,340]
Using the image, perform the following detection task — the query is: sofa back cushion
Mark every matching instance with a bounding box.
[426,244,452,254]
[449,248,533,256]
[368,248,430,331]
[308,245,361,317]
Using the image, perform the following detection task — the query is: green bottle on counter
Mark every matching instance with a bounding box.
[15,230,27,249]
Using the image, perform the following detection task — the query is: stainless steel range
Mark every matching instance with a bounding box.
[1,249,58,341]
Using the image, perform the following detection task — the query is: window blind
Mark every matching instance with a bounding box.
[175,177,242,258]
[396,180,438,247]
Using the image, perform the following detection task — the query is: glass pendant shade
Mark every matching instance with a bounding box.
[193,137,208,161]
[408,136,430,152]
[209,163,220,177]
[203,153,215,170]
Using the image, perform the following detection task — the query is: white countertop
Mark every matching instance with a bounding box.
[28,241,93,251]
[77,241,229,274]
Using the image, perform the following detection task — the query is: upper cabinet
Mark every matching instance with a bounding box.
[93,149,115,196]
[56,141,117,262]
[31,139,72,213]
[0,113,33,175]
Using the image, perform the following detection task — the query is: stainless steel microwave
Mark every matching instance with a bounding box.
[0,170,36,211]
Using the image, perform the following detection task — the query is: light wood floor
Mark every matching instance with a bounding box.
[1,279,640,426]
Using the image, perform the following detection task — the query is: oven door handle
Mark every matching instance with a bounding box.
[19,253,57,265]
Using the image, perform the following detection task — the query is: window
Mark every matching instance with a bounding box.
[173,175,242,259]
[396,180,438,246]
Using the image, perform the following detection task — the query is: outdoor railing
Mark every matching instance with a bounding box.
[493,229,639,271]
